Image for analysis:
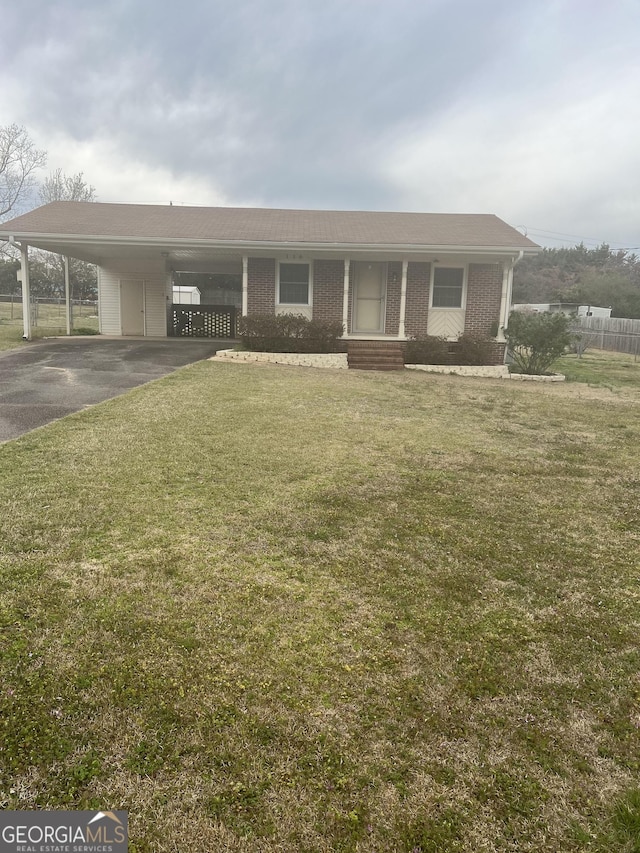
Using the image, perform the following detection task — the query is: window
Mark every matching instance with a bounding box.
[278,262,310,304]
[432,267,464,308]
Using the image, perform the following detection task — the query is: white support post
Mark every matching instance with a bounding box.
[20,243,31,340]
[497,261,510,341]
[399,259,408,338]
[242,255,248,317]
[499,251,523,340]
[505,260,516,327]
[64,255,72,335]
[342,259,350,335]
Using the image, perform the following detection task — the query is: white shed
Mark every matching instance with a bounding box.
[577,305,612,318]
[172,285,201,305]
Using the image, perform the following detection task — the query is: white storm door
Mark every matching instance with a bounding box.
[354,263,386,333]
[120,279,145,336]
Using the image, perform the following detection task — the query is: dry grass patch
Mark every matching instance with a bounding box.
[1,362,639,851]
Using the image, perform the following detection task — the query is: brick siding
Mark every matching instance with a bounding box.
[243,257,503,364]
[247,258,276,314]
[385,262,402,335]
[486,341,507,364]
[405,262,431,338]
[312,260,344,328]
[464,264,502,338]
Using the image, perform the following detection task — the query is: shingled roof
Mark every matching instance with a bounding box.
[1,201,539,250]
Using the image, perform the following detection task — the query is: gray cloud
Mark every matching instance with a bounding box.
[3,0,640,245]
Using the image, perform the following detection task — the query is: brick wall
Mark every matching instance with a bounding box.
[385,262,402,335]
[247,258,276,314]
[464,264,502,338]
[313,260,344,328]
[486,341,507,364]
[405,262,431,338]
[243,258,502,363]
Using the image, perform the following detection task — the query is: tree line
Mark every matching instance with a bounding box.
[513,243,640,319]
[0,124,97,300]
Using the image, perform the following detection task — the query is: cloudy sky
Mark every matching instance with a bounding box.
[3,0,639,247]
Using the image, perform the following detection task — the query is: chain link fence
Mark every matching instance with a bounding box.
[0,295,99,333]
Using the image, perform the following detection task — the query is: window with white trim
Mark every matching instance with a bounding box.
[431,267,464,308]
[278,262,311,305]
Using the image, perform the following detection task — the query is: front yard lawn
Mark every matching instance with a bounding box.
[1,362,639,851]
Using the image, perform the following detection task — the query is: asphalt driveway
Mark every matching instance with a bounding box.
[0,337,223,443]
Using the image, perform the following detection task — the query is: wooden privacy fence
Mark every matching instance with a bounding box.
[171,304,237,338]
[574,317,640,356]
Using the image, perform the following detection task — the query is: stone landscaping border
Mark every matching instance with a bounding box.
[211,349,565,381]
[406,364,509,379]
[505,371,565,381]
[211,349,348,369]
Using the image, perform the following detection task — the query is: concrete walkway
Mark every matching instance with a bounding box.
[0,337,224,443]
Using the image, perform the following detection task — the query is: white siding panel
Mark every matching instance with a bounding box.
[98,259,169,337]
[98,267,121,335]
[143,275,169,336]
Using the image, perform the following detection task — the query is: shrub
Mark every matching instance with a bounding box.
[237,313,343,353]
[505,311,574,375]
[405,335,450,364]
[454,334,495,365]
[405,334,495,365]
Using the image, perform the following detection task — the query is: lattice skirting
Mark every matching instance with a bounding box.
[171,305,237,338]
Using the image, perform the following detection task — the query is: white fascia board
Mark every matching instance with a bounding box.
[0,230,540,257]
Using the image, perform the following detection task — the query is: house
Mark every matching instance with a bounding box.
[0,202,540,365]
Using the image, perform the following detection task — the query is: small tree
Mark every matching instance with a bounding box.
[505,311,574,375]
[569,323,595,359]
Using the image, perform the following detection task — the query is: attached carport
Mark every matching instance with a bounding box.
[0,202,248,341]
[0,337,221,443]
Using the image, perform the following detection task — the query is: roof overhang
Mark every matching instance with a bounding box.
[1,230,540,267]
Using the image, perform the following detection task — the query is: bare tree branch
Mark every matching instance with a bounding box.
[40,168,96,204]
[0,124,47,220]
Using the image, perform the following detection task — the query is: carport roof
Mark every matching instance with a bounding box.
[0,201,539,256]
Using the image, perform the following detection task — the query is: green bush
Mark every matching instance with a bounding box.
[237,313,343,353]
[405,335,450,364]
[505,311,574,375]
[405,334,495,365]
[454,334,495,365]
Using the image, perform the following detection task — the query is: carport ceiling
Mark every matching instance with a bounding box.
[8,237,245,271]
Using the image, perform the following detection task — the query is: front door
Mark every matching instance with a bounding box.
[353,263,386,333]
[120,279,145,336]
